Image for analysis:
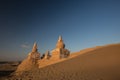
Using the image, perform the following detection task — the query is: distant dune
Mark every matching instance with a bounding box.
[1,43,120,80]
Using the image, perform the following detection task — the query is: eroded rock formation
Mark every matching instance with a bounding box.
[51,36,70,59]
[14,36,70,75]
[15,42,40,75]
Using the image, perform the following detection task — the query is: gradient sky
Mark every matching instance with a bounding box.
[0,0,120,61]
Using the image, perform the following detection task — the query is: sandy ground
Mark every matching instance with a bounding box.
[1,43,120,80]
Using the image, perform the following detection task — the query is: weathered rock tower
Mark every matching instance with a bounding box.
[51,36,70,59]
[15,42,40,74]
[28,42,40,62]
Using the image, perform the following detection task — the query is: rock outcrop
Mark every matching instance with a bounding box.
[15,42,40,75]
[14,36,70,75]
[44,50,51,59]
[38,36,70,68]
[28,42,40,61]
[51,36,70,59]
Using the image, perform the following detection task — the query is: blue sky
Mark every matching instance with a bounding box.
[0,0,120,61]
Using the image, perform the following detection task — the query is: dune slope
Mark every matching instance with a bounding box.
[8,44,120,80]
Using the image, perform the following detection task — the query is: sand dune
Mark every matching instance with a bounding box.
[2,43,120,80]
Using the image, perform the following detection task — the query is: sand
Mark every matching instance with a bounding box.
[1,43,120,80]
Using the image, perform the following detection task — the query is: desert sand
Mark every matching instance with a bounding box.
[1,43,119,80]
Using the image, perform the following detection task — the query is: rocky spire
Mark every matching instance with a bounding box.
[58,35,63,42]
[29,42,40,60]
[32,42,38,52]
[45,50,51,59]
[56,35,65,49]
[15,42,40,74]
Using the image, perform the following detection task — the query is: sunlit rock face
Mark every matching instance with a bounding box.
[40,50,51,60]
[28,42,40,61]
[51,36,70,59]
[15,42,40,75]
[51,48,61,59]
[56,36,65,49]
[44,50,51,59]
